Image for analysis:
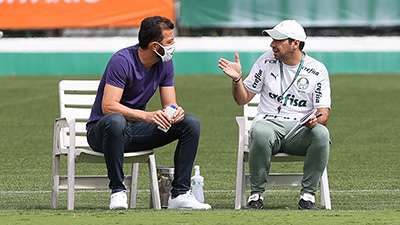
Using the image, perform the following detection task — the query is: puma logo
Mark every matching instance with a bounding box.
[270,72,277,79]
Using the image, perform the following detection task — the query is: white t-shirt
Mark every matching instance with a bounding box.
[243,50,331,121]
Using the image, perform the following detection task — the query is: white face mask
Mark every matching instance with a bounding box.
[154,42,175,62]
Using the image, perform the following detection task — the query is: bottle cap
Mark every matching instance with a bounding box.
[168,104,177,109]
[194,165,200,175]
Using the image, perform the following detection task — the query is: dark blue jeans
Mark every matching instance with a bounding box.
[86,113,200,197]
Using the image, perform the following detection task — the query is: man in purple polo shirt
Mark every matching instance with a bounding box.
[86,16,211,210]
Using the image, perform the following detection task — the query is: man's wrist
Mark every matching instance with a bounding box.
[233,76,242,83]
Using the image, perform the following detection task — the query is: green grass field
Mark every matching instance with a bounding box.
[0,75,399,224]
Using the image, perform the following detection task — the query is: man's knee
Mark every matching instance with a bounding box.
[310,125,330,143]
[250,121,275,147]
[103,113,126,136]
[180,114,200,136]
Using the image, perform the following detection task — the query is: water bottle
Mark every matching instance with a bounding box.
[191,165,205,203]
[157,105,177,132]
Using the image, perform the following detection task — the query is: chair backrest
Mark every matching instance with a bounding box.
[59,80,99,149]
[243,94,261,134]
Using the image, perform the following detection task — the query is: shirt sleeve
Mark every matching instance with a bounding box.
[160,61,175,87]
[314,65,331,109]
[243,55,266,93]
[104,54,129,89]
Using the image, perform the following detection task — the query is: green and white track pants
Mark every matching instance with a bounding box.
[249,118,330,194]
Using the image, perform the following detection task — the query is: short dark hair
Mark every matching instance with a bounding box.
[288,38,305,51]
[138,16,174,49]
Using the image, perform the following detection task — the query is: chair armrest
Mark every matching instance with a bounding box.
[54,117,69,128]
[53,118,68,155]
[53,117,76,155]
[236,116,248,148]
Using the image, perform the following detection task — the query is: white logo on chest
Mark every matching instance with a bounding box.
[296,77,309,91]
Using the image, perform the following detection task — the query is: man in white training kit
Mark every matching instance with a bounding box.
[218,20,331,210]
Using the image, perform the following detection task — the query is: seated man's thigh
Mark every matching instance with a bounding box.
[282,124,330,155]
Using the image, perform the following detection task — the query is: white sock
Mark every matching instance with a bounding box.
[301,192,315,203]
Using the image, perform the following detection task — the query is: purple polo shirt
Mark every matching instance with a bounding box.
[87,44,174,124]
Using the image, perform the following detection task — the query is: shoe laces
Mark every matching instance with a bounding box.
[184,190,196,199]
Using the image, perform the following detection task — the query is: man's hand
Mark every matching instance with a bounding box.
[145,110,172,130]
[218,52,242,80]
[171,105,185,124]
[305,114,318,128]
[305,113,324,128]
[305,108,330,128]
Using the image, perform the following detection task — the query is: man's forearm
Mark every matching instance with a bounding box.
[102,102,148,122]
[232,80,251,105]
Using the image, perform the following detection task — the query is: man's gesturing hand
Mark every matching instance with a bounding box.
[218,52,242,81]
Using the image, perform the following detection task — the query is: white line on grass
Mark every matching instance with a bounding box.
[1,189,399,195]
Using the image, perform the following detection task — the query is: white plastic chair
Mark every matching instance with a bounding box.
[234,94,331,209]
[51,80,161,210]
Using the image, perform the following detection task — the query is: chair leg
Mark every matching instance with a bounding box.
[67,152,75,210]
[51,154,60,209]
[235,147,245,209]
[148,154,161,209]
[129,163,139,209]
[320,167,332,209]
[241,172,247,207]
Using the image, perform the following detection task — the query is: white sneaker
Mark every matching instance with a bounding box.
[109,190,128,210]
[168,191,211,210]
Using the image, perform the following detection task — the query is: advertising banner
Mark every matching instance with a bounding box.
[0,0,175,29]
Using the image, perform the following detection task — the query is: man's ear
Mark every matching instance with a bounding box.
[149,42,159,51]
[152,42,166,55]
[295,40,301,49]
[291,40,300,50]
